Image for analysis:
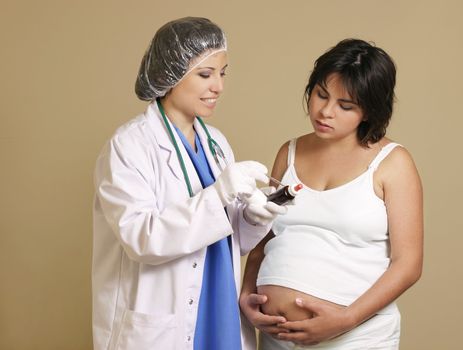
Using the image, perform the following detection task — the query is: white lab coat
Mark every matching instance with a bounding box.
[92,102,267,350]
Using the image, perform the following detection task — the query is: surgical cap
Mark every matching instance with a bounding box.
[135,17,227,101]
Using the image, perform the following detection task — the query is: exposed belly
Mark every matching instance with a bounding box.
[257,284,345,321]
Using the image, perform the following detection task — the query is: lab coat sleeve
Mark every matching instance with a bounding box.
[94,136,234,266]
[211,128,272,255]
[235,205,272,255]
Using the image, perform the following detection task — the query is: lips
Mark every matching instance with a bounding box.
[201,97,218,108]
[316,120,332,129]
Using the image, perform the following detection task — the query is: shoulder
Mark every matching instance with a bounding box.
[112,113,156,148]
[114,113,151,141]
[270,141,290,182]
[377,141,421,187]
[273,133,314,167]
[271,134,308,180]
[99,113,155,164]
[380,142,416,170]
[274,140,291,163]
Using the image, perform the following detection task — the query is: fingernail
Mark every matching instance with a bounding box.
[295,298,303,306]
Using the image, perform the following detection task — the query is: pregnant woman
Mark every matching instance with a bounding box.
[240,39,423,350]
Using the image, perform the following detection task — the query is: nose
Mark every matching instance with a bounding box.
[210,75,224,94]
[320,99,335,118]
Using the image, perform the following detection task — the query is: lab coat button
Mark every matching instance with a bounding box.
[188,298,194,305]
[187,336,191,341]
[192,262,197,268]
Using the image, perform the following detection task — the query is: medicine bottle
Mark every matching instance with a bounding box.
[266,184,303,205]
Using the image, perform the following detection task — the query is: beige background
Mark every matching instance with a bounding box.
[1,1,461,349]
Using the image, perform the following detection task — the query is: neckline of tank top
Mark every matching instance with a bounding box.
[289,142,399,194]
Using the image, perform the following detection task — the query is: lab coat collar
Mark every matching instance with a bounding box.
[145,102,219,195]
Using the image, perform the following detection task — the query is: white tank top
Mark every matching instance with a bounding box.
[257,139,401,312]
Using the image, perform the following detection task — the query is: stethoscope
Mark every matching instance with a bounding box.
[156,99,228,197]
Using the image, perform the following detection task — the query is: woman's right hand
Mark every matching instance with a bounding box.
[239,291,288,336]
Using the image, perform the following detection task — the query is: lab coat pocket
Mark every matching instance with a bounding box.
[114,309,177,350]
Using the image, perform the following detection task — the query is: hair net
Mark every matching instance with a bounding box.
[135,17,227,101]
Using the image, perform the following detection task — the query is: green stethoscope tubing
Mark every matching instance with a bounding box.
[156,98,225,198]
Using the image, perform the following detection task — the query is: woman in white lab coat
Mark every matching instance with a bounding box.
[92,17,285,350]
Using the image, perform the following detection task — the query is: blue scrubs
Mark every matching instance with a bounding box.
[174,126,242,350]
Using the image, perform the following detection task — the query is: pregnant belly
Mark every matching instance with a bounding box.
[257,285,345,321]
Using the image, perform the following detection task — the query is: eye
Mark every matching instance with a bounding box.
[317,90,328,99]
[340,104,353,111]
[199,72,211,79]
[220,71,227,77]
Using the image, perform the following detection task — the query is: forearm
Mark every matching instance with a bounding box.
[235,203,273,255]
[241,246,265,295]
[346,256,422,326]
[239,231,288,332]
[99,185,232,265]
[241,232,273,295]
[276,255,423,345]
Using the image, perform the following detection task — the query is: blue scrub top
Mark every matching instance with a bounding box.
[174,126,242,350]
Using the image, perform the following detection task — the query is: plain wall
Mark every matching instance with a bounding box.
[1,1,462,349]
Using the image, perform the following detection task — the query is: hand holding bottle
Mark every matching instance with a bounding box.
[213,161,269,206]
[243,187,288,226]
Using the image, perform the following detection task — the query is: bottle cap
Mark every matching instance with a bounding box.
[288,183,303,196]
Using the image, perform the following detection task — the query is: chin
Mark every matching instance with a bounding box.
[197,108,214,118]
[314,131,335,140]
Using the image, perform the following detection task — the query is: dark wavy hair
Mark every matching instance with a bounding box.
[304,39,397,146]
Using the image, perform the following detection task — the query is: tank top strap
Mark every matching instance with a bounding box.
[369,142,402,170]
[287,138,297,166]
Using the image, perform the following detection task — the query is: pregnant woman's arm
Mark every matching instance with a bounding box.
[276,146,424,346]
[240,142,292,335]
[240,232,288,336]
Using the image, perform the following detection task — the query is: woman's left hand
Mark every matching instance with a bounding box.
[276,298,355,346]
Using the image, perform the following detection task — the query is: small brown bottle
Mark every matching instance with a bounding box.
[266,184,303,205]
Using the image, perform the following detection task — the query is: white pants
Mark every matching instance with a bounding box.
[259,312,401,350]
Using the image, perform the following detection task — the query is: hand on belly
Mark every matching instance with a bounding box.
[257,285,345,322]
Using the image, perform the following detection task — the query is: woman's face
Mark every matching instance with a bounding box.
[308,73,364,142]
[164,50,228,119]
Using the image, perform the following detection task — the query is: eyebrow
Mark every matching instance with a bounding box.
[318,84,357,105]
[196,64,228,71]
